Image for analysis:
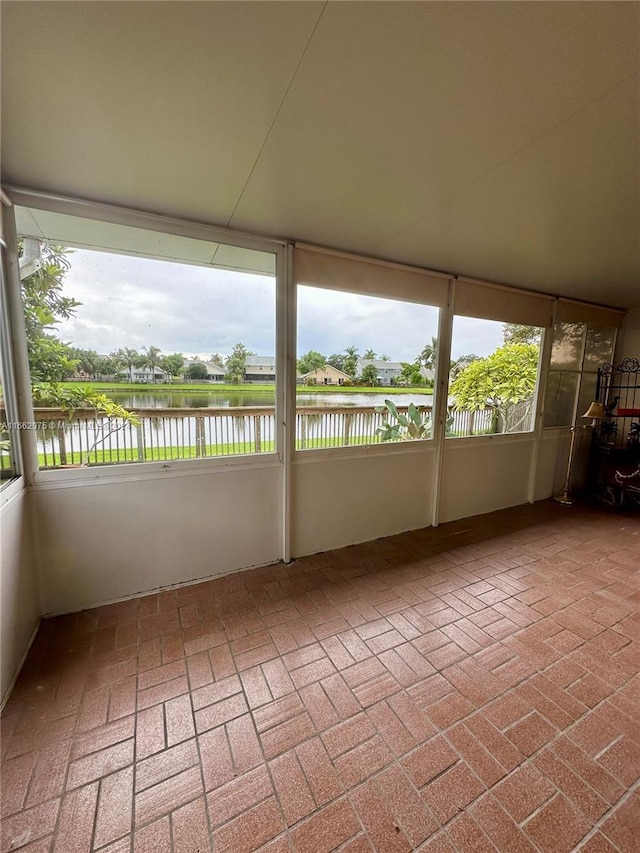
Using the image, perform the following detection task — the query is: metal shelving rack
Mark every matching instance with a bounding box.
[592,358,640,506]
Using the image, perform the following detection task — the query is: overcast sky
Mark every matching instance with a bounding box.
[58,249,504,361]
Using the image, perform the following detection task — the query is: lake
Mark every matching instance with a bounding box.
[107,391,435,409]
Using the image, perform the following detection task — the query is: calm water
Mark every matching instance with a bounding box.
[107,391,434,409]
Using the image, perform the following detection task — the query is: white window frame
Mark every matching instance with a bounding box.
[5,187,288,488]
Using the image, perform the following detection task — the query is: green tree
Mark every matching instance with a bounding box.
[502,324,541,346]
[187,361,208,380]
[95,355,119,378]
[450,343,539,433]
[343,346,359,378]
[115,347,141,382]
[420,337,438,370]
[363,348,377,359]
[360,363,379,386]
[33,381,139,465]
[225,342,251,383]
[210,353,224,367]
[20,241,80,381]
[399,360,425,387]
[71,348,101,379]
[18,241,137,452]
[297,350,326,376]
[160,353,184,382]
[380,354,391,362]
[326,353,345,371]
[143,345,162,382]
[450,353,480,380]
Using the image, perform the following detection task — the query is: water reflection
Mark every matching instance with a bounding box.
[108,391,434,409]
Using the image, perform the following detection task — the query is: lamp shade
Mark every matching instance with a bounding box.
[583,401,605,419]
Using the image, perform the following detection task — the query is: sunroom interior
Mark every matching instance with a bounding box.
[1,3,639,852]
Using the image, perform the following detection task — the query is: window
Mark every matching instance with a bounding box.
[0,313,18,483]
[296,286,440,450]
[543,323,616,428]
[16,210,277,470]
[1,255,19,485]
[293,245,447,452]
[447,317,543,436]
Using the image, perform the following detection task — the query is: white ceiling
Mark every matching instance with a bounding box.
[2,1,639,307]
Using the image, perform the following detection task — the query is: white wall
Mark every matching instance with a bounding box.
[1,486,39,704]
[534,430,572,500]
[292,448,434,556]
[438,437,534,523]
[32,464,281,614]
[30,432,579,616]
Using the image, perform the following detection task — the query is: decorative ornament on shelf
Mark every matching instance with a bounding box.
[628,422,640,446]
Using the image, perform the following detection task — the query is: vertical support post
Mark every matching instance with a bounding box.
[57,427,67,466]
[136,422,146,461]
[430,279,455,527]
[279,243,295,564]
[527,304,556,503]
[254,416,262,453]
[468,410,475,436]
[2,201,38,483]
[300,415,306,450]
[343,412,352,446]
[195,417,205,457]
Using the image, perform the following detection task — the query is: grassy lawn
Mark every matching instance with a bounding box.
[63,381,433,395]
[38,433,414,467]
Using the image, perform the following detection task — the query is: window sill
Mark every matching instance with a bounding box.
[444,432,535,449]
[294,440,435,463]
[32,452,282,490]
[1,475,25,508]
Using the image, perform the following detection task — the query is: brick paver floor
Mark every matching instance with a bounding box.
[1,501,638,852]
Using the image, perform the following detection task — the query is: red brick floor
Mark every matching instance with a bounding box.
[1,502,639,852]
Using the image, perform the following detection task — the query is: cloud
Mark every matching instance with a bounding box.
[59,250,276,355]
[57,249,504,361]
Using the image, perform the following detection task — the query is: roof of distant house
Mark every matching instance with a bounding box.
[246,356,275,367]
[357,359,403,370]
[302,365,351,379]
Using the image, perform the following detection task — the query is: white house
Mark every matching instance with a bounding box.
[356,359,403,386]
[183,360,225,381]
[128,365,168,383]
[245,356,276,382]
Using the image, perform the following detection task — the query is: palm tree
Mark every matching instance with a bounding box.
[364,348,376,360]
[143,345,162,383]
[77,349,100,379]
[343,345,360,379]
[115,347,140,382]
[420,337,438,370]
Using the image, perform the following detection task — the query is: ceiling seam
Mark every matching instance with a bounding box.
[383,70,639,248]
[224,1,328,229]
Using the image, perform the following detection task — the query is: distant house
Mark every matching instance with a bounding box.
[302,364,351,386]
[245,356,276,382]
[356,359,403,386]
[129,366,168,383]
[183,360,225,382]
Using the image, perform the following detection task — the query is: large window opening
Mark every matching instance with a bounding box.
[296,286,440,450]
[447,318,543,436]
[16,211,277,470]
[543,322,616,429]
